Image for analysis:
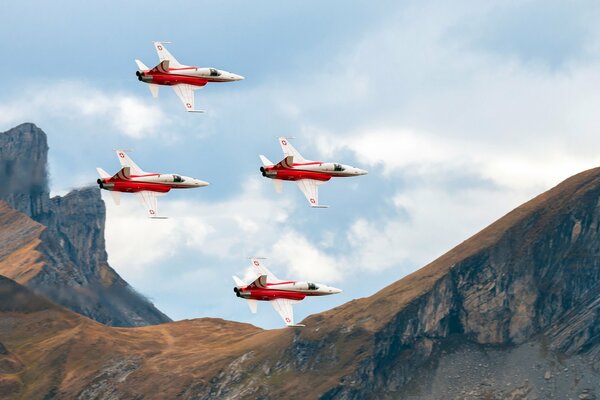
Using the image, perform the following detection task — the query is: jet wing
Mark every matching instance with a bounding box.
[278,137,309,163]
[135,190,166,218]
[271,298,304,327]
[249,258,281,282]
[296,179,328,208]
[153,42,184,68]
[172,84,204,113]
[116,150,146,175]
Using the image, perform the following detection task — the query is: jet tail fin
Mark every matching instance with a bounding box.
[248,274,268,289]
[111,166,131,181]
[275,155,294,169]
[150,59,170,73]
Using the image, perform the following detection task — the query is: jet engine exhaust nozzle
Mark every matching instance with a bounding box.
[97,178,104,189]
[233,287,241,297]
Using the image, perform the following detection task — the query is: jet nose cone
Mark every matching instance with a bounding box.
[358,168,368,175]
[233,73,245,81]
[329,287,342,294]
[196,180,210,187]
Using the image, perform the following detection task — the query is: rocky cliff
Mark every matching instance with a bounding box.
[1,146,600,399]
[0,123,50,218]
[0,123,170,327]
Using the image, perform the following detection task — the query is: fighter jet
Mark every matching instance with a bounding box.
[259,137,368,207]
[135,41,244,112]
[233,258,341,327]
[96,150,208,218]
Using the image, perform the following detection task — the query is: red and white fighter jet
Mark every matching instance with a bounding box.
[259,137,368,207]
[233,258,341,327]
[135,41,244,112]
[96,150,208,218]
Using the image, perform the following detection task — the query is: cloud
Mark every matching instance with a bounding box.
[104,177,293,276]
[0,81,169,139]
[271,231,341,282]
[341,178,533,276]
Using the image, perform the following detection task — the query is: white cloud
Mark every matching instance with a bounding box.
[105,177,294,278]
[346,182,530,273]
[271,231,341,282]
[0,81,169,139]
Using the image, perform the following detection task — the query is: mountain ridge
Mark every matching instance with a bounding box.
[0,123,170,327]
[1,164,600,398]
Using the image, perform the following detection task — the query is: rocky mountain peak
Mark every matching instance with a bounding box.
[0,124,170,327]
[0,123,49,219]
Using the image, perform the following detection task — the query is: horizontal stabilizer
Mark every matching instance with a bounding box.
[149,216,169,220]
[286,324,305,328]
[135,59,149,71]
[110,191,121,206]
[148,84,159,98]
[96,167,111,179]
[273,179,283,193]
[310,205,329,209]
[259,155,274,167]
[232,275,245,287]
[186,109,205,113]
[246,299,258,314]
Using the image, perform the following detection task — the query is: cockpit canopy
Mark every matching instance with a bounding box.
[209,68,221,77]
[307,282,319,290]
[333,163,345,172]
[173,174,185,183]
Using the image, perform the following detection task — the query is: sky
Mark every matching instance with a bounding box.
[2,0,600,329]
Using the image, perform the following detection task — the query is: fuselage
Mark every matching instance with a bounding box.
[98,173,209,193]
[137,65,244,87]
[261,161,368,182]
[234,281,342,302]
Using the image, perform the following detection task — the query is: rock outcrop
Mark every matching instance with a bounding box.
[0,124,599,398]
[0,123,49,218]
[0,123,170,327]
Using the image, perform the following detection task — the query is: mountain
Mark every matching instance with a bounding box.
[1,129,600,398]
[0,123,170,327]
